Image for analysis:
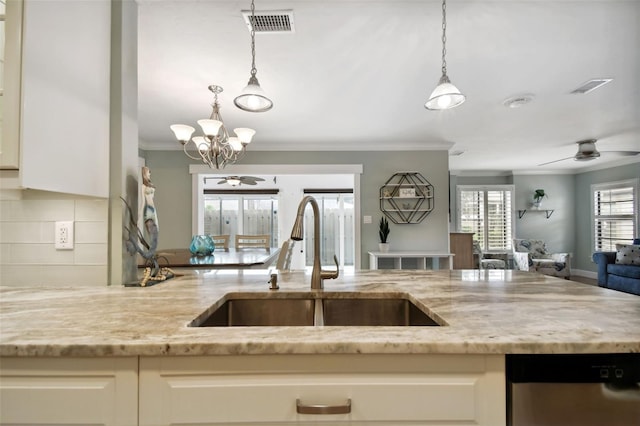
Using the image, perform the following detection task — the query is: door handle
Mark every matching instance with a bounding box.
[296,398,351,414]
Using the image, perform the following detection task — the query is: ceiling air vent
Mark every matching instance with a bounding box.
[242,10,295,34]
[570,78,612,94]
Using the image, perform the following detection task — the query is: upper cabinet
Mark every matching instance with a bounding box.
[2,0,111,197]
[0,0,23,170]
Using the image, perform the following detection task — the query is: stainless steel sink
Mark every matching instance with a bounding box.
[190,293,443,327]
[322,297,439,326]
[193,295,316,327]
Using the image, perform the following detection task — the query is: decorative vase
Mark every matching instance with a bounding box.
[379,243,390,253]
[532,199,542,209]
[189,235,215,256]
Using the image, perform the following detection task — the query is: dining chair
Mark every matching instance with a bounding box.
[275,239,296,271]
[235,234,270,250]
[210,235,230,251]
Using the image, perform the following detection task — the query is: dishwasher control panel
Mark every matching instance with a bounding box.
[507,353,640,384]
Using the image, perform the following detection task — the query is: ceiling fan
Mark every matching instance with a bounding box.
[216,176,265,186]
[538,139,640,166]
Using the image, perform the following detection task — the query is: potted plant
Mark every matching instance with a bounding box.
[532,189,548,209]
[378,216,390,252]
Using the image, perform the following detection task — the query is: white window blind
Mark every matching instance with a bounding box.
[457,186,514,251]
[593,180,637,251]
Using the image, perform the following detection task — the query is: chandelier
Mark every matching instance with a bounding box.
[425,0,466,110]
[170,85,255,169]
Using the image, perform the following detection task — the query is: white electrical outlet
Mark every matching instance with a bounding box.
[55,221,74,250]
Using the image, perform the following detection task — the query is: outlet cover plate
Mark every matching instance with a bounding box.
[55,221,74,250]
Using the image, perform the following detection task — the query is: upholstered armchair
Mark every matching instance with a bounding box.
[513,239,571,279]
[473,241,508,269]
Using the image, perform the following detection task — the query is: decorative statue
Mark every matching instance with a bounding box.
[122,166,174,286]
[141,166,159,246]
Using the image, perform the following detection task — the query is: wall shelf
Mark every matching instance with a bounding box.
[518,209,554,219]
[379,172,434,224]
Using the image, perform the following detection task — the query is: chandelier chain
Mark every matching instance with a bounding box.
[250,0,257,77]
[441,0,447,76]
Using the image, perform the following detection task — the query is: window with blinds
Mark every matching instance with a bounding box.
[457,186,514,251]
[593,180,638,251]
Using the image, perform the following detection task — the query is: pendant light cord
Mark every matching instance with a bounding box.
[250,0,257,78]
[441,0,447,76]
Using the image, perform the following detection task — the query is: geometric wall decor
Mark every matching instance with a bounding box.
[379,171,434,224]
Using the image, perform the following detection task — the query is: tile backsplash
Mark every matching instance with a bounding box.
[0,194,109,286]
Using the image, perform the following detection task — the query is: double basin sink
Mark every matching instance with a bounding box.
[190,292,444,327]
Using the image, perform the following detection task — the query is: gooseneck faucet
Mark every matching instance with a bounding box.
[290,196,339,290]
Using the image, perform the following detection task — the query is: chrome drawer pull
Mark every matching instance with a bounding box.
[296,398,351,414]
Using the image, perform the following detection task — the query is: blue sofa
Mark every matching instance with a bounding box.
[592,238,640,296]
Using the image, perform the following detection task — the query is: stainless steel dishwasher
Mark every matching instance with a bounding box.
[507,353,640,426]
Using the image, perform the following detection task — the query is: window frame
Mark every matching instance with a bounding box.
[591,178,639,252]
[456,185,515,252]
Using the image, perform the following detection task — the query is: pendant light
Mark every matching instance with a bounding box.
[425,0,466,110]
[234,0,273,112]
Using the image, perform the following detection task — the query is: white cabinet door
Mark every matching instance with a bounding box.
[140,354,505,425]
[0,357,138,425]
[0,0,23,170]
[17,0,111,196]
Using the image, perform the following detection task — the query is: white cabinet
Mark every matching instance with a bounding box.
[0,357,138,425]
[140,354,506,425]
[0,0,23,170]
[1,0,111,197]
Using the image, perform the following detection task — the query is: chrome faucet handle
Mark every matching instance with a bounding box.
[321,255,340,280]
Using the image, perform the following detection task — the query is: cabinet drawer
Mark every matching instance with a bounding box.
[140,354,505,425]
[144,374,480,423]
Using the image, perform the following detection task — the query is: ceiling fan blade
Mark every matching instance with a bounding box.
[244,180,258,185]
[537,156,575,166]
[217,180,227,184]
[600,150,640,156]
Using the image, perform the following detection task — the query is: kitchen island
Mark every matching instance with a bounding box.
[1,270,639,425]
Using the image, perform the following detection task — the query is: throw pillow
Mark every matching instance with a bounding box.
[615,244,640,265]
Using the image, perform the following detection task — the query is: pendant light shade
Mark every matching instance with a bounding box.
[234,75,273,112]
[425,75,466,110]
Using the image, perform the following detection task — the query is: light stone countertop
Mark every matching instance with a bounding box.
[1,269,639,357]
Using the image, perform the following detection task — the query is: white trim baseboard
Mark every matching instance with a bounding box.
[571,269,597,280]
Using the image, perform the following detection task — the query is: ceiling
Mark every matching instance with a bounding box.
[137,0,640,174]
